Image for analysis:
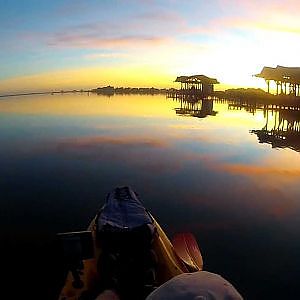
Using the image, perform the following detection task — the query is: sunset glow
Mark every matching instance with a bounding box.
[1,0,300,93]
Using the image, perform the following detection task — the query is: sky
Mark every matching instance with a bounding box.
[0,0,300,93]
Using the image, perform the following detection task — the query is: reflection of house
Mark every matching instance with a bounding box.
[255,65,300,96]
[251,109,300,152]
[175,98,217,119]
[167,75,219,99]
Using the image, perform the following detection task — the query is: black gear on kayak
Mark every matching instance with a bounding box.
[96,186,157,300]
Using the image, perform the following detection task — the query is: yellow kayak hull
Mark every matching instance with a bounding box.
[59,215,202,300]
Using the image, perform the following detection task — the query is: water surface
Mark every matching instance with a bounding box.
[1,93,300,299]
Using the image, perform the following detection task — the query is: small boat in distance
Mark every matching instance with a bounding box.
[58,186,203,300]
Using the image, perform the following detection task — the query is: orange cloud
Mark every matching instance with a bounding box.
[48,34,169,49]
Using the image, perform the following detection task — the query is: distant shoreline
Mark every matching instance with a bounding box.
[0,90,90,98]
[91,86,168,95]
[0,86,168,98]
[2,86,300,107]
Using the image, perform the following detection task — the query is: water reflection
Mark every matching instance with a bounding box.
[251,108,300,152]
[169,94,300,154]
[1,94,300,299]
[174,98,217,118]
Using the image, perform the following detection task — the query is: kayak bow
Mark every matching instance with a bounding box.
[58,186,203,300]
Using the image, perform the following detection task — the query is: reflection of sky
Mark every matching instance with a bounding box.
[1,94,300,298]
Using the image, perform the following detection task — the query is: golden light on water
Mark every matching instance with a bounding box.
[0,94,176,117]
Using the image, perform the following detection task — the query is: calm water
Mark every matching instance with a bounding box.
[1,93,300,299]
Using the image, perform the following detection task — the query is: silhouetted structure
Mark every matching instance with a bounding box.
[255,66,300,96]
[215,88,300,112]
[167,75,219,99]
[251,108,300,152]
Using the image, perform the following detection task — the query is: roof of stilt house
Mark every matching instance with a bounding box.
[175,75,219,85]
[255,66,300,84]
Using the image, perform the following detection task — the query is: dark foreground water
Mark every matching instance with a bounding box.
[1,93,300,299]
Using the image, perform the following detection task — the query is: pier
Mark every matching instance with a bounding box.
[214,88,300,114]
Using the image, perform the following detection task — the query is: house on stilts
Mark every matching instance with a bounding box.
[255,66,300,97]
[167,74,219,99]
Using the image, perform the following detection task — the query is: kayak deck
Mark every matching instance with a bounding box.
[58,187,203,300]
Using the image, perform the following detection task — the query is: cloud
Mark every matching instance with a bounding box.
[179,0,300,37]
[136,10,186,25]
[83,52,129,60]
[13,7,181,53]
[2,0,300,92]
[218,0,300,15]
[48,34,169,49]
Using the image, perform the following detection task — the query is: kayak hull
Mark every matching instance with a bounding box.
[59,204,202,299]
